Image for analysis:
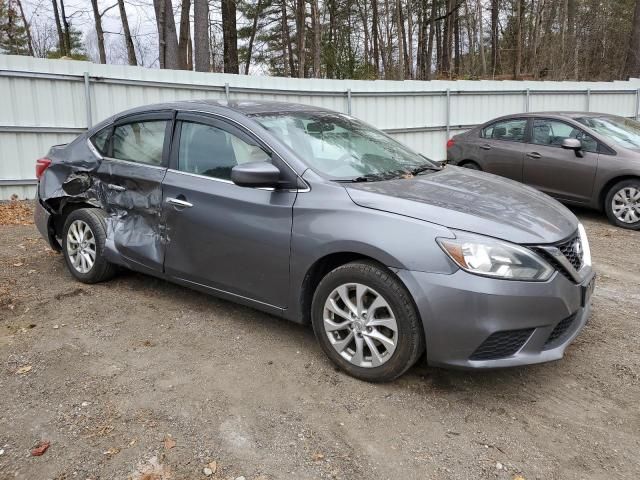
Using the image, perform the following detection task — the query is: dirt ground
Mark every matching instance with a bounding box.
[0,203,638,480]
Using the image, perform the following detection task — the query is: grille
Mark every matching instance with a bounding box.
[557,234,584,271]
[543,314,576,349]
[535,231,584,282]
[470,328,534,361]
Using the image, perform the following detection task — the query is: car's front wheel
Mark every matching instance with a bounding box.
[604,179,640,230]
[62,208,117,283]
[311,261,425,382]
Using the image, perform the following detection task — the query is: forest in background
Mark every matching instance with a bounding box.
[1,0,640,82]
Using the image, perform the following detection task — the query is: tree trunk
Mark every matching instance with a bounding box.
[193,0,210,71]
[282,0,295,76]
[311,0,321,77]
[153,0,180,69]
[425,0,436,79]
[372,0,380,75]
[245,0,263,74]
[490,0,499,77]
[295,0,306,78]
[453,0,460,76]
[281,0,290,76]
[117,0,137,66]
[16,0,34,56]
[59,0,71,55]
[477,0,486,76]
[442,0,453,76]
[396,0,404,79]
[178,0,191,70]
[90,0,107,63]
[625,0,640,78]
[513,0,523,79]
[222,0,239,73]
[51,0,66,55]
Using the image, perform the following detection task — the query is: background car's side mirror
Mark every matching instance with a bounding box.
[561,138,584,157]
[231,161,281,188]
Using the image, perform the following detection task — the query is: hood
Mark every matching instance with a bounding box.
[345,166,578,245]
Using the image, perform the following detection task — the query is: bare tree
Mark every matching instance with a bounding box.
[16,0,34,56]
[117,0,137,66]
[245,0,264,74]
[222,0,239,73]
[51,0,66,55]
[295,0,306,77]
[90,0,106,63]
[178,0,191,69]
[311,0,321,77]
[153,0,180,69]
[626,0,640,78]
[490,0,499,76]
[193,0,209,71]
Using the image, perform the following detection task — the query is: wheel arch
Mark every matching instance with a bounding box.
[599,175,640,210]
[44,198,102,249]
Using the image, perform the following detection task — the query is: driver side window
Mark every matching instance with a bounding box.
[531,119,598,153]
[178,121,271,181]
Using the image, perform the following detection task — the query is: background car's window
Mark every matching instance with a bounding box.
[481,119,526,142]
[531,119,598,152]
[577,115,640,149]
[90,127,111,155]
[112,121,167,165]
[178,122,270,180]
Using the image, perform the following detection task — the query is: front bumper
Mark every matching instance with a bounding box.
[397,268,594,369]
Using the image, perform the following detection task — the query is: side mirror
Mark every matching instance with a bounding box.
[561,138,584,157]
[231,161,281,188]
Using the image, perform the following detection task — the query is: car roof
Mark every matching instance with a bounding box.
[492,111,621,121]
[111,99,334,121]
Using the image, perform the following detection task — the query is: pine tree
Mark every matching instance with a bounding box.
[0,0,30,55]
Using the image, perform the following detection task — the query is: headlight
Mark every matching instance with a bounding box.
[577,223,592,267]
[438,232,554,281]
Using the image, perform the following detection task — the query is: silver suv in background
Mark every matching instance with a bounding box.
[446,112,640,230]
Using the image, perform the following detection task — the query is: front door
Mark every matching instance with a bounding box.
[95,111,173,274]
[476,117,528,181]
[162,113,297,308]
[523,118,599,203]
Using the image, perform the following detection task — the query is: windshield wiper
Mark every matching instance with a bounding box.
[410,163,442,175]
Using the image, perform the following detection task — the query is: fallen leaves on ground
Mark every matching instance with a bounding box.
[0,199,34,226]
[15,365,33,375]
[30,440,50,456]
[312,452,325,461]
[130,455,172,480]
[103,447,121,456]
[163,435,176,450]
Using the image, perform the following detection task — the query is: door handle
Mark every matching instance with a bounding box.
[480,144,492,150]
[527,152,542,159]
[166,197,193,208]
[107,183,126,192]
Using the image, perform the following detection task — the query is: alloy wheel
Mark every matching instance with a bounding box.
[66,219,97,274]
[323,283,398,368]
[612,186,640,224]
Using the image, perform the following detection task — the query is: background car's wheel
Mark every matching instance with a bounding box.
[604,179,640,230]
[459,160,481,170]
[311,261,425,382]
[62,208,117,283]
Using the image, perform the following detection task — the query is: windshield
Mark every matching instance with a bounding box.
[576,115,640,149]
[252,111,439,180]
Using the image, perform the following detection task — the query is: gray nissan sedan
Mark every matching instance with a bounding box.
[34,100,595,382]
[446,112,640,229]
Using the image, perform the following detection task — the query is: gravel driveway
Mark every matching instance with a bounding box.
[0,205,638,480]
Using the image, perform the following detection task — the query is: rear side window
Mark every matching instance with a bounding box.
[178,121,270,180]
[90,127,111,155]
[481,119,526,142]
[112,120,167,166]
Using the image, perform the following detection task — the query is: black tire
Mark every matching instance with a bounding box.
[311,261,425,382]
[460,160,481,170]
[604,179,640,230]
[62,208,117,283]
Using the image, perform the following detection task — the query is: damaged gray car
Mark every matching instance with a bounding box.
[35,100,595,382]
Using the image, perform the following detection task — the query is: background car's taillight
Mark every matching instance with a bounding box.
[35,158,52,180]
[446,138,455,149]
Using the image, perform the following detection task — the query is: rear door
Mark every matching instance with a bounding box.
[162,112,297,308]
[95,111,173,274]
[474,118,528,181]
[523,118,599,203]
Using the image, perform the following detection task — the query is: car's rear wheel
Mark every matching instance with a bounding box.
[62,208,117,283]
[459,160,481,170]
[311,261,424,382]
[604,179,640,230]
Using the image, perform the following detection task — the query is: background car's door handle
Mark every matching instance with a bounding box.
[107,183,126,192]
[480,144,492,150]
[527,152,542,159]
[166,197,193,208]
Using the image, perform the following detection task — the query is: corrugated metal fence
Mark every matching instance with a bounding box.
[2,54,640,200]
